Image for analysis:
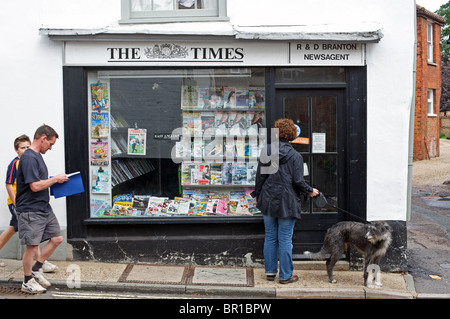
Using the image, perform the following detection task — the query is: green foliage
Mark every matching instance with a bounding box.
[436,1,450,61]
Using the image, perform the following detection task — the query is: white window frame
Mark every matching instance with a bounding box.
[120,0,229,24]
[427,24,434,63]
[427,89,436,116]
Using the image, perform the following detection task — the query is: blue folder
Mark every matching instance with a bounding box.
[50,172,85,199]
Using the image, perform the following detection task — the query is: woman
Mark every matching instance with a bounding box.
[254,118,319,284]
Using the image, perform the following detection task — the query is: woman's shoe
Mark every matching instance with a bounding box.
[279,275,299,284]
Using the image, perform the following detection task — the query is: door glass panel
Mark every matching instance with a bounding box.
[312,155,337,213]
[300,154,311,213]
[312,96,337,153]
[284,96,309,153]
[275,67,345,83]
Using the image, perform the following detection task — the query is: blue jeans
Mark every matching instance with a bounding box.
[263,215,296,280]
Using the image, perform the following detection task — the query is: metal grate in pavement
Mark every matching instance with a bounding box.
[0,286,35,297]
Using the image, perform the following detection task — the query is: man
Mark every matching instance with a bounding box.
[15,125,69,294]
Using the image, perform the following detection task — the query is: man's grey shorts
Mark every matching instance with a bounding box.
[17,209,61,246]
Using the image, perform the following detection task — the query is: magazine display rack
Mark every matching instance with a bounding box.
[176,84,266,216]
[88,69,266,218]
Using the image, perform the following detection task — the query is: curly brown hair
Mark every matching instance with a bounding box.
[274,118,297,141]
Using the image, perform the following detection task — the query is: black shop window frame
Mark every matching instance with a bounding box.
[63,66,366,240]
[63,66,270,239]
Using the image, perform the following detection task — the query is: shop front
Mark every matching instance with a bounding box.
[59,38,369,265]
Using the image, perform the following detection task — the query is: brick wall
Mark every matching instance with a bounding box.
[414,12,443,160]
[441,115,450,136]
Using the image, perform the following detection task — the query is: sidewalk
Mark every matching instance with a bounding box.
[0,259,416,299]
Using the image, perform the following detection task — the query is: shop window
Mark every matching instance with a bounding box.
[88,68,265,218]
[120,0,228,23]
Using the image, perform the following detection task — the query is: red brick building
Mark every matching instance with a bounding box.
[414,5,445,160]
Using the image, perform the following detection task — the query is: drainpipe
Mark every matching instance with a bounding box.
[407,1,417,221]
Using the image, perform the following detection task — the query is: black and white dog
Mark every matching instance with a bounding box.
[305,221,393,288]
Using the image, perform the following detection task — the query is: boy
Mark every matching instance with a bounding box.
[1,135,57,272]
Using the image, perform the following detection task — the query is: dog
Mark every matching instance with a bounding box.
[304,221,393,288]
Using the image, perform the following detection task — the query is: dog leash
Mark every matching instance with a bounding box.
[314,192,371,224]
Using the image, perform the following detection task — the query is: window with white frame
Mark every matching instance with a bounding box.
[121,0,228,23]
[427,24,434,63]
[428,89,436,115]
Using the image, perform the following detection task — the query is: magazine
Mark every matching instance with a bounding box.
[175,138,191,159]
[182,162,197,185]
[235,87,249,108]
[194,200,207,215]
[191,163,210,185]
[224,87,236,108]
[197,87,210,109]
[201,112,215,136]
[90,198,111,217]
[209,163,223,185]
[91,83,110,111]
[209,87,224,109]
[90,141,109,166]
[203,138,223,158]
[181,85,199,109]
[133,195,151,210]
[175,197,195,215]
[224,138,236,159]
[146,196,168,216]
[214,112,228,136]
[232,162,247,185]
[183,112,201,136]
[113,193,133,205]
[248,87,265,108]
[235,138,245,158]
[247,111,264,136]
[91,112,109,139]
[91,168,110,194]
[222,162,233,185]
[127,128,147,155]
[246,162,257,185]
[215,199,228,215]
[166,199,180,215]
[229,191,245,215]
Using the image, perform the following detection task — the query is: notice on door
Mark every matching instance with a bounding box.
[291,137,310,145]
[312,133,326,153]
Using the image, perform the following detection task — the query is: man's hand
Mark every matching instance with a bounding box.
[29,174,69,192]
[53,174,69,184]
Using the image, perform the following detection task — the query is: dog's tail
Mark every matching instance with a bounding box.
[303,247,327,260]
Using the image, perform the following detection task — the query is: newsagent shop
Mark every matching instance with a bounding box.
[0,0,415,271]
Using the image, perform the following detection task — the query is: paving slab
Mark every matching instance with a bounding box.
[0,259,23,278]
[120,264,187,284]
[191,267,249,286]
[7,260,127,283]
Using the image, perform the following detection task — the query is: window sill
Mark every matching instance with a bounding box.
[84,216,263,225]
[427,61,438,67]
[427,113,438,117]
[119,16,230,24]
